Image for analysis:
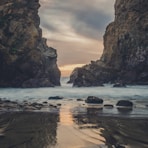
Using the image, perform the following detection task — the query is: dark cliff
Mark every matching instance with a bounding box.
[69,0,148,86]
[0,0,61,87]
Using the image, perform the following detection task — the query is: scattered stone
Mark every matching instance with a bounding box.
[0,99,60,112]
[57,103,62,106]
[48,96,63,100]
[49,104,55,107]
[31,102,43,107]
[85,96,103,104]
[43,101,48,104]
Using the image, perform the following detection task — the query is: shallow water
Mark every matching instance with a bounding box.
[0,77,148,101]
[0,77,148,117]
[0,102,148,148]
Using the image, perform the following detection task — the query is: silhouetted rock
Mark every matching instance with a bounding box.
[0,0,60,87]
[77,98,83,101]
[48,96,63,100]
[104,104,114,109]
[69,0,148,86]
[85,96,103,104]
[116,100,133,107]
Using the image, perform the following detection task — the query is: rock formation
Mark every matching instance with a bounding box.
[0,0,61,87]
[69,0,148,86]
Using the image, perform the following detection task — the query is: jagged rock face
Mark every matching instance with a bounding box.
[102,0,148,70]
[0,0,61,87]
[69,0,148,86]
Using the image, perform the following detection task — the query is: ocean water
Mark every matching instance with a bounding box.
[0,77,148,116]
[0,77,148,101]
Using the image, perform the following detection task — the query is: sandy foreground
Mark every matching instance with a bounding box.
[0,99,148,148]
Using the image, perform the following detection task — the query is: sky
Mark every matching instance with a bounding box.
[39,0,115,76]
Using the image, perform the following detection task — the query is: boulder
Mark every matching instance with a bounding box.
[116,100,133,107]
[85,96,103,104]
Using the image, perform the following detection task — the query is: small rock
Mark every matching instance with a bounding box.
[31,102,43,107]
[85,96,103,104]
[104,104,114,109]
[57,103,62,106]
[48,96,63,100]
[116,100,133,107]
[77,98,83,101]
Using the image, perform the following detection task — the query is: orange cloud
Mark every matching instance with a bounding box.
[59,64,85,76]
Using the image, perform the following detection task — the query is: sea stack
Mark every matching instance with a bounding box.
[0,0,61,87]
[69,0,148,86]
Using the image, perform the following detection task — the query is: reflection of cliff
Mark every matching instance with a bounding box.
[73,107,148,148]
[0,0,60,87]
[0,112,59,148]
[69,0,148,86]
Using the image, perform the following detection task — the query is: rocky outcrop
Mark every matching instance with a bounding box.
[69,0,148,86]
[0,0,61,87]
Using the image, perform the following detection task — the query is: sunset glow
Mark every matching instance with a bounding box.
[39,0,115,76]
[59,64,85,76]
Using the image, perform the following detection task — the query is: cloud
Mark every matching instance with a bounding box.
[39,0,115,40]
[39,0,115,76]
[46,39,103,67]
[70,8,112,40]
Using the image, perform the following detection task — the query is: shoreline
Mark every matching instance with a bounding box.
[0,98,148,148]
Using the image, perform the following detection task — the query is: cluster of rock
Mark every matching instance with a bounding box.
[69,0,148,87]
[85,96,133,112]
[0,0,60,87]
[0,98,60,112]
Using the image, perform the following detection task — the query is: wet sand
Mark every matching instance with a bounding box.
[0,100,148,148]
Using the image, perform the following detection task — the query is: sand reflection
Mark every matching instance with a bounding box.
[0,103,147,148]
[59,105,74,126]
[56,104,106,148]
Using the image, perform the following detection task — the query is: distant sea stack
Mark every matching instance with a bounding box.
[69,0,148,87]
[0,0,61,87]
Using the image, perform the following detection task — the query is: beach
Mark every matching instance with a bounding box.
[0,98,148,148]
